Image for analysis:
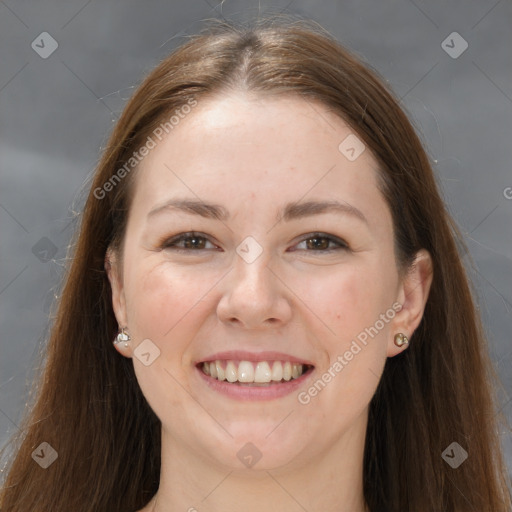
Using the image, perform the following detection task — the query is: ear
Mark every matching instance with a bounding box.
[387,249,433,357]
[105,248,131,357]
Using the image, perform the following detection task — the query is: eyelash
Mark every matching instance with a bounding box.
[159,231,349,254]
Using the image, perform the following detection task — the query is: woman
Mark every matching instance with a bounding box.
[1,18,510,512]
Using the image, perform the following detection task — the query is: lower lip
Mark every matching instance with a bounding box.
[195,365,314,401]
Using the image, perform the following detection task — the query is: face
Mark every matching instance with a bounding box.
[107,93,431,472]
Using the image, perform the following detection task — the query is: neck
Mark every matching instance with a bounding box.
[148,413,368,512]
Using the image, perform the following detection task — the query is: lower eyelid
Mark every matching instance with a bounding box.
[291,245,346,252]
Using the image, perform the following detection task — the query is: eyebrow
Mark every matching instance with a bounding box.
[147,198,368,225]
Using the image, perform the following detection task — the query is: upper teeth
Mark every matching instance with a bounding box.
[201,360,305,383]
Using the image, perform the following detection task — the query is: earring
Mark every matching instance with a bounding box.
[113,327,130,348]
[394,333,409,347]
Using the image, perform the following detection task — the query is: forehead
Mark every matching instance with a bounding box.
[130,93,389,228]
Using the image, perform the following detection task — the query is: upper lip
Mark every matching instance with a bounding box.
[195,350,314,366]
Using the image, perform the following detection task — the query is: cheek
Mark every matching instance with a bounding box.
[292,261,394,407]
[126,261,200,341]
[123,259,223,352]
[125,261,218,410]
[292,261,394,343]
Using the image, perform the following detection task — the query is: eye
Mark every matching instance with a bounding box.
[291,232,349,253]
[159,231,349,254]
[160,232,219,252]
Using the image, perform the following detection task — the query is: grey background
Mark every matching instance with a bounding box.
[1,0,511,481]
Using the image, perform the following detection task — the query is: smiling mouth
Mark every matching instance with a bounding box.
[197,360,314,386]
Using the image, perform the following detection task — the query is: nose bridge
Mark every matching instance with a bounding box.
[236,252,270,290]
[217,241,291,327]
[231,233,273,292]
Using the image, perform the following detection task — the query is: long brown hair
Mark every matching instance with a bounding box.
[1,17,510,511]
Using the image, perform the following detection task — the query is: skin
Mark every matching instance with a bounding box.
[106,93,433,512]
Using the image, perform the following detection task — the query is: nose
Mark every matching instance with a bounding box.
[216,253,293,329]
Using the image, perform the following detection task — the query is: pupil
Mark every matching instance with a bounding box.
[307,237,328,250]
[185,237,204,249]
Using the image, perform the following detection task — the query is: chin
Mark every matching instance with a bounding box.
[201,427,308,472]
